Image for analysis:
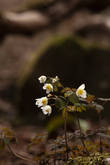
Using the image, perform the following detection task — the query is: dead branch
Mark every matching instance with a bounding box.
[7,144,36,164]
[97,98,110,102]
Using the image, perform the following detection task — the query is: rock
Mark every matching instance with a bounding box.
[3,11,49,29]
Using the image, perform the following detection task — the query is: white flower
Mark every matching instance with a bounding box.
[41,105,52,115]
[35,97,48,107]
[105,158,110,163]
[52,76,59,83]
[76,84,87,98]
[43,83,53,94]
[38,75,47,83]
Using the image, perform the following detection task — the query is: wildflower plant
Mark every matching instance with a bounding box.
[35,75,105,161]
[36,75,97,116]
[34,75,110,164]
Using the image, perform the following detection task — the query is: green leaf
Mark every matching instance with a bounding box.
[68,94,79,105]
[55,97,66,110]
[64,90,73,97]
[64,91,79,104]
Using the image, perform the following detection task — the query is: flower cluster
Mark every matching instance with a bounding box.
[35,75,56,115]
[35,75,87,115]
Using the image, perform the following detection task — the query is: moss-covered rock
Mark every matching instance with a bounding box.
[16,35,110,123]
[21,0,55,11]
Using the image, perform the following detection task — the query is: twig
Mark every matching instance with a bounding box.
[77,116,89,156]
[64,109,69,161]
[53,141,56,165]
[7,144,35,164]
[99,136,103,153]
[97,98,110,102]
[98,112,103,153]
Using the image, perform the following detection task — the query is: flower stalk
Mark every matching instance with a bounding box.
[64,109,69,161]
[98,112,103,153]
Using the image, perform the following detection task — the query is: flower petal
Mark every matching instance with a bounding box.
[41,105,52,115]
[38,75,47,83]
[81,90,87,98]
[35,97,48,107]
[78,84,85,90]
[43,83,53,94]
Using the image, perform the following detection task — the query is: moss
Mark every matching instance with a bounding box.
[17,35,110,88]
[22,0,55,11]
[67,152,110,165]
[17,35,86,87]
[16,35,110,123]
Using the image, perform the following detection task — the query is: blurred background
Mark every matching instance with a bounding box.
[1,0,110,164]
[1,0,110,126]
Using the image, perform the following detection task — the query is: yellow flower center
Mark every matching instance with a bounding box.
[46,85,51,90]
[42,99,47,105]
[77,89,83,95]
[46,109,49,113]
